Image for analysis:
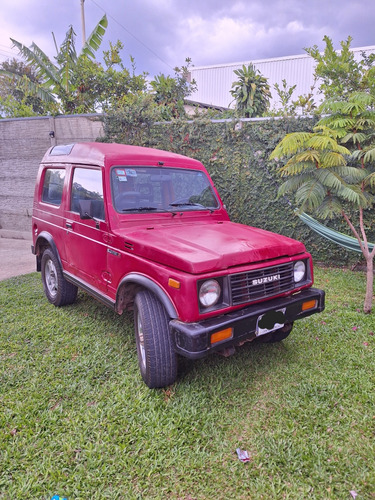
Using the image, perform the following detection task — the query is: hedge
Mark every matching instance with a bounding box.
[100,112,373,266]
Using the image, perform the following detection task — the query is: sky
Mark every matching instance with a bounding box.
[0,0,374,79]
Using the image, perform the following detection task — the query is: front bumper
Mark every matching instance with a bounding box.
[170,287,325,359]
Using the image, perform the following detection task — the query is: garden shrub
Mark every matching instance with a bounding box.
[100,112,373,266]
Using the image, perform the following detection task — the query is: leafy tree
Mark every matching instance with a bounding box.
[268,79,297,117]
[270,92,375,313]
[305,36,375,100]
[150,58,197,119]
[0,16,150,115]
[230,63,271,117]
[0,95,35,118]
[101,93,161,145]
[267,79,318,118]
[292,81,318,116]
[1,15,109,113]
[70,41,147,113]
[360,50,375,96]
[150,73,183,119]
[0,59,57,117]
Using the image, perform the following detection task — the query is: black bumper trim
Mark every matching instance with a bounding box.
[170,287,325,359]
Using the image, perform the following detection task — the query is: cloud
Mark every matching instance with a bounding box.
[286,21,304,34]
[0,0,79,61]
[165,15,260,66]
[164,13,327,68]
[1,0,375,79]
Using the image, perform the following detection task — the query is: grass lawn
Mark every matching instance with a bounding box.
[1,266,374,499]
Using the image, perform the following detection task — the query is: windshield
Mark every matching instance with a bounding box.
[111,166,219,213]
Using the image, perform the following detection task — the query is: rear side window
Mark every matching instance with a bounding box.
[70,168,105,220]
[41,169,65,205]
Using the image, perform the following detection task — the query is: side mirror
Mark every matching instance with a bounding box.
[78,200,93,219]
[78,200,103,228]
[79,211,92,220]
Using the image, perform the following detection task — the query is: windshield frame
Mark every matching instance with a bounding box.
[110,165,220,214]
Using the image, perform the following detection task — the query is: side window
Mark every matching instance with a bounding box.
[70,168,105,220]
[41,169,65,205]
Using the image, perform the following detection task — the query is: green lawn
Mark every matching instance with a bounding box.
[1,267,374,499]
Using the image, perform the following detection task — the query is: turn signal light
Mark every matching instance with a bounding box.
[302,299,317,311]
[168,278,180,289]
[211,328,233,345]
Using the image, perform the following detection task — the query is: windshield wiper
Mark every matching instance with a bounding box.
[121,206,158,212]
[169,202,204,208]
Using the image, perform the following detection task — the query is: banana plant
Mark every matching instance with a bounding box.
[0,14,107,112]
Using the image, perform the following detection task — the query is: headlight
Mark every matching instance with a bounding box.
[294,260,306,283]
[199,279,221,307]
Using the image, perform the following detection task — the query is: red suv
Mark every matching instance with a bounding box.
[32,142,325,388]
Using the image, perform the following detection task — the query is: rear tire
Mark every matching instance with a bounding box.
[257,322,294,343]
[134,290,177,388]
[41,248,78,306]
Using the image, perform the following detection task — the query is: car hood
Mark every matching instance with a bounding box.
[117,221,306,274]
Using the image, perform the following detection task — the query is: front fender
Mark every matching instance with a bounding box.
[116,273,178,319]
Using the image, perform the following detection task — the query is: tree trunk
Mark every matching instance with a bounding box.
[341,210,375,314]
[364,255,374,314]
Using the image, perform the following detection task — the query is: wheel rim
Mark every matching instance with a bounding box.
[45,258,58,298]
[136,313,146,369]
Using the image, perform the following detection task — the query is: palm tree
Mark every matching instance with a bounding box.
[230,64,271,117]
[270,92,375,313]
[0,14,107,113]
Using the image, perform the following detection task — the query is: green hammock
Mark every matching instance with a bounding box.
[297,212,374,253]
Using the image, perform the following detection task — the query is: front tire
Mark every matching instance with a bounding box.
[134,290,177,388]
[41,248,78,306]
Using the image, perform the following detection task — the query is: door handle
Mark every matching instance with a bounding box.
[66,222,73,229]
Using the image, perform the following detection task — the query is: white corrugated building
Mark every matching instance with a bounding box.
[187,46,375,111]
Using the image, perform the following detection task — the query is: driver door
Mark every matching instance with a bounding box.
[64,166,109,293]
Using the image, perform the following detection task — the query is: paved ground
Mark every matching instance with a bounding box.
[0,238,36,281]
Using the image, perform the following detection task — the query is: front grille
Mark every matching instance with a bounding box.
[230,262,295,305]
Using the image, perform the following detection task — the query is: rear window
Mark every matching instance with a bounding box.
[41,169,65,206]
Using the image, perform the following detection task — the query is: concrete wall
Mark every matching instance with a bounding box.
[0,114,104,239]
